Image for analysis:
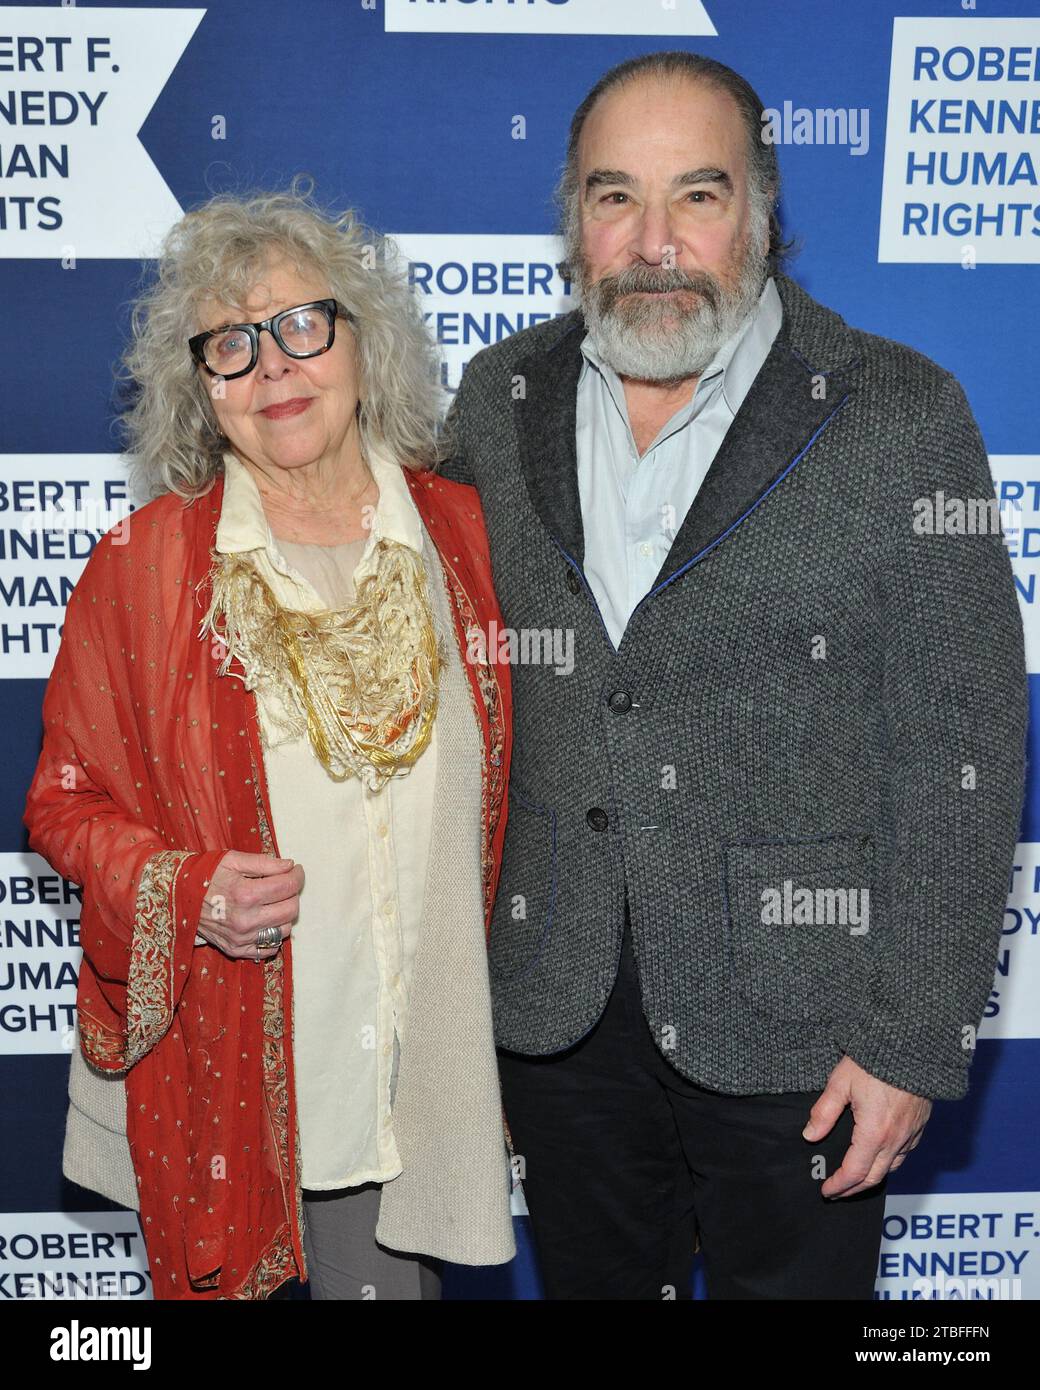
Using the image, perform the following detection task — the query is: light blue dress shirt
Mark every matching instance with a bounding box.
[575,275,783,649]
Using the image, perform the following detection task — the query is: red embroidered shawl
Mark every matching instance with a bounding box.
[23,467,511,1300]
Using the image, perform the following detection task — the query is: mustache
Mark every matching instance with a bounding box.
[590,264,722,313]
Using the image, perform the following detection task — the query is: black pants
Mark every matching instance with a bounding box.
[497,908,887,1300]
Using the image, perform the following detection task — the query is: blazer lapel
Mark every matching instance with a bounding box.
[514,311,588,567]
[646,324,860,597]
[511,276,863,602]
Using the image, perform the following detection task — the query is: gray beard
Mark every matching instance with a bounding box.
[575,240,770,383]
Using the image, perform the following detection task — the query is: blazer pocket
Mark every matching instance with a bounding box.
[723,832,873,1025]
[488,786,557,984]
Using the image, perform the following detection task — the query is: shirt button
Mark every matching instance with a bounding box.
[377,823,388,838]
[383,1044,392,1057]
[383,899,395,917]
[638,542,653,557]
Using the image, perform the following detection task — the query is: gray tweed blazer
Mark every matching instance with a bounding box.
[438,271,1027,1101]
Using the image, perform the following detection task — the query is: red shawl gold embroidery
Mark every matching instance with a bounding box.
[23,467,511,1300]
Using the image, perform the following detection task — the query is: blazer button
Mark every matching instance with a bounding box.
[607,690,632,713]
[566,568,582,594]
[586,807,609,832]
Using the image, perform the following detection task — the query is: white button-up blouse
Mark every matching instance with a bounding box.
[213,449,439,1191]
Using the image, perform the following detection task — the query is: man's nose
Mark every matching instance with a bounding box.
[629,202,682,265]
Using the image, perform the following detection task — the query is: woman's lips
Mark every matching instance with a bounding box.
[259,397,314,420]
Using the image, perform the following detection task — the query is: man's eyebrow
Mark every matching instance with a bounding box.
[674,167,733,192]
[583,166,734,196]
[584,168,636,193]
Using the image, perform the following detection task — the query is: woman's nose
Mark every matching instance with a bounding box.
[256,328,294,376]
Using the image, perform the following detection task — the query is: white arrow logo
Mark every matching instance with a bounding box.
[384,0,717,38]
[0,6,205,259]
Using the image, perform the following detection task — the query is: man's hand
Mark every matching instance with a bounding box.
[196,850,305,961]
[803,1055,932,1198]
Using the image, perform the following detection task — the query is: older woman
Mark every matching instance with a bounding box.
[24,184,514,1300]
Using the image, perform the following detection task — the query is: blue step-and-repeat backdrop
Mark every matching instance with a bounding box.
[0,0,1037,1301]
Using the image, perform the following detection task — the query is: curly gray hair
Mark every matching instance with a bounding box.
[119,177,442,499]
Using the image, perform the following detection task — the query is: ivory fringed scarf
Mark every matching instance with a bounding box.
[198,538,443,789]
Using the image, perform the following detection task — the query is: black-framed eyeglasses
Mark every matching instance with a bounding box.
[188,298,351,380]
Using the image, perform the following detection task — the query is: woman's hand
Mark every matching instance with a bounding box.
[196,851,305,961]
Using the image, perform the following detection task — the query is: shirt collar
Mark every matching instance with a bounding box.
[579,274,782,422]
[214,443,425,564]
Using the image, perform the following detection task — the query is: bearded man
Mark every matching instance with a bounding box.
[437,51,1026,1300]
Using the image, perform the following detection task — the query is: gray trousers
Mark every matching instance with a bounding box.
[301,1183,443,1301]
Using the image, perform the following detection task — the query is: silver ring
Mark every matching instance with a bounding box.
[255,925,281,950]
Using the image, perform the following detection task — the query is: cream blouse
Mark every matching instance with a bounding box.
[214,450,439,1190]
